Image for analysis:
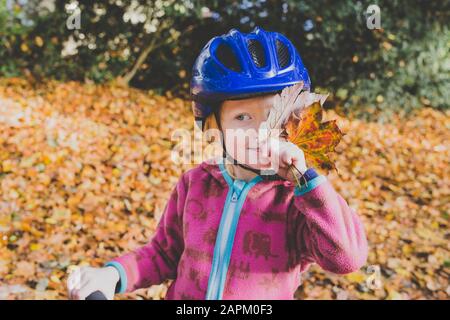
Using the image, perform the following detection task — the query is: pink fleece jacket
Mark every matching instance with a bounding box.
[106,160,368,299]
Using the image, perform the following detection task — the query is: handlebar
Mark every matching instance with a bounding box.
[85,290,108,300]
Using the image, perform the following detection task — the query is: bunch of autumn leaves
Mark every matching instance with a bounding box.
[261,82,343,181]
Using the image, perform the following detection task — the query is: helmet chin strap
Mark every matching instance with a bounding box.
[222,147,263,175]
[222,148,281,181]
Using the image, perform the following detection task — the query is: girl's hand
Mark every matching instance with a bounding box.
[258,136,308,183]
[67,266,119,300]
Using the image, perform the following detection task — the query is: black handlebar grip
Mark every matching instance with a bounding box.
[85,290,107,300]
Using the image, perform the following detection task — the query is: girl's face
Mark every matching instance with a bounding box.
[219,94,276,169]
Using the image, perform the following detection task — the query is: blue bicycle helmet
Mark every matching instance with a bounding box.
[191,26,311,129]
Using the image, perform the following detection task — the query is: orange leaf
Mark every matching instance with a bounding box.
[285,101,343,173]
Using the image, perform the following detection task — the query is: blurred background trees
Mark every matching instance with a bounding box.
[0,0,449,117]
[0,0,449,300]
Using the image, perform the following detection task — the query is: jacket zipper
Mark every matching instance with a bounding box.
[206,191,238,299]
[205,162,263,300]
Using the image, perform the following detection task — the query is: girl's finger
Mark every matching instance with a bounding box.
[67,285,73,300]
[256,137,270,167]
[281,152,293,167]
[69,288,82,300]
[67,272,76,299]
[258,136,270,157]
[268,138,283,170]
[79,268,91,284]
[67,268,81,291]
[77,276,92,292]
[283,143,300,166]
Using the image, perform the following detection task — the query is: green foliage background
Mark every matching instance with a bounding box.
[0,0,449,117]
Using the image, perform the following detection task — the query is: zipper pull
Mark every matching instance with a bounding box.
[231,192,238,202]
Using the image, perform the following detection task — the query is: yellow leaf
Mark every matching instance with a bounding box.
[30,243,41,251]
[20,43,29,52]
[386,289,404,300]
[345,272,365,283]
[20,222,44,237]
[402,244,413,256]
[42,154,52,165]
[45,217,57,225]
[50,275,61,284]
[112,168,121,177]
[35,36,44,47]
[2,160,14,173]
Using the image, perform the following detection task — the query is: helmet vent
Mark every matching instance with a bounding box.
[215,43,242,72]
[247,39,266,68]
[276,39,290,68]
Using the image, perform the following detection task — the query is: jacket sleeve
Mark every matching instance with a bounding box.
[104,174,187,293]
[293,169,368,274]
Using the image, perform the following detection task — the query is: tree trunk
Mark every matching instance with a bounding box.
[118,23,194,86]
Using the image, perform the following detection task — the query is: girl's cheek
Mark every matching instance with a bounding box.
[222,123,265,164]
[224,133,246,161]
[224,134,266,166]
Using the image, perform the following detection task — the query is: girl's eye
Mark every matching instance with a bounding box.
[236,114,251,121]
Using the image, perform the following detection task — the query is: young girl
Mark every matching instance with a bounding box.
[67,27,368,300]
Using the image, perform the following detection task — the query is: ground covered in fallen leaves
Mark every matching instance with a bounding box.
[0,78,448,300]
